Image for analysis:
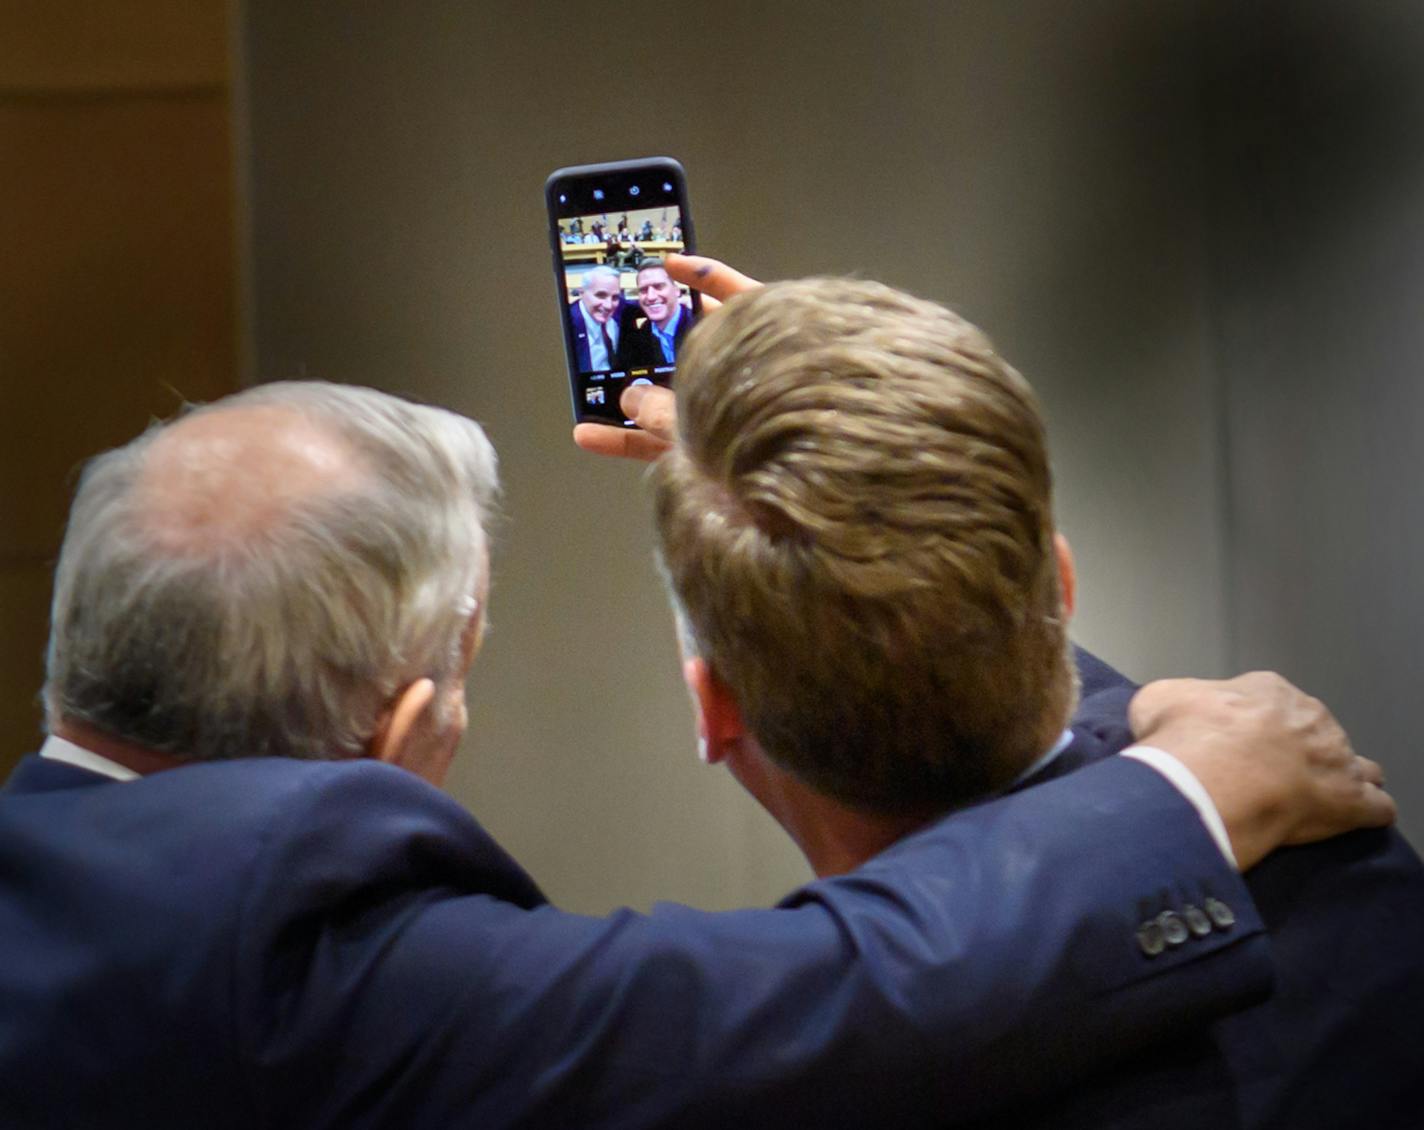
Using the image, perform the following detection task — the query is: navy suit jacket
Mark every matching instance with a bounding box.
[2,745,1270,1121]
[621,303,696,370]
[976,650,1424,1129]
[1,664,1272,1128]
[568,300,637,373]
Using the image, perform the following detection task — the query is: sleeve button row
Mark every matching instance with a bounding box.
[1136,899,1235,957]
[1182,904,1213,937]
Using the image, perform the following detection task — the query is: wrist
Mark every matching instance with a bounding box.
[1171,750,1284,871]
[1122,746,1240,869]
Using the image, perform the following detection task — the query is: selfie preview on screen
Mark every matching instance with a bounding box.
[549,165,697,424]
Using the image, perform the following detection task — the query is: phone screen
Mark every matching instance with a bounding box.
[546,158,698,425]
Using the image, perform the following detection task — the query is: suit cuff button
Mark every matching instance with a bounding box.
[1182,904,1213,938]
[1136,920,1168,957]
[1157,911,1190,947]
[1204,897,1236,930]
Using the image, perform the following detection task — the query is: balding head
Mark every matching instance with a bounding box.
[45,382,498,763]
[136,405,364,555]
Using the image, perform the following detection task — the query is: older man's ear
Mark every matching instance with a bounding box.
[369,677,468,788]
[370,676,435,757]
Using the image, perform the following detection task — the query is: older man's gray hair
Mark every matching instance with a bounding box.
[581,265,620,290]
[44,381,497,762]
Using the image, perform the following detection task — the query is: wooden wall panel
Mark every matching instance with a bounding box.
[0,1,236,773]
[0,1,227,91]
[1,99,237,561]
[0,568,53,755]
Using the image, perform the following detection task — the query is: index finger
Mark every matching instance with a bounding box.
[666,254,762,307]
[572,422,670,463]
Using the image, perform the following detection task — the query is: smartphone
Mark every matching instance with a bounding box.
[545,157,699,425]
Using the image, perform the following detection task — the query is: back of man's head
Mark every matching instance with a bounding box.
[44,381,497,763]
[654,278,1074,816]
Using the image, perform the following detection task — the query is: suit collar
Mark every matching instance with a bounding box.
[3,753,115,796]
[1011,720,1124,794]
[39,734,136,781]
[1007,728,1074,789]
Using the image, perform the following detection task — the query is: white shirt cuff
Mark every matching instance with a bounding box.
[1122,744,1239,870]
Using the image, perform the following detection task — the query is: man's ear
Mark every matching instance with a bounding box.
[682,657,746,765]
[1054,532,1077,620]
[370,678,437,767]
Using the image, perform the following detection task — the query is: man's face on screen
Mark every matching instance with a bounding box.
[580,275,621,324]
[637,268,681,328]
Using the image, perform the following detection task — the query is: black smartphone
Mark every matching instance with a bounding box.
[545,157,699,425]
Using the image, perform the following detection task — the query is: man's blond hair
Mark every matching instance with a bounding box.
[654,278,1076,815]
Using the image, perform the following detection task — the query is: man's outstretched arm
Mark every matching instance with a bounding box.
[257,679,1391,1128]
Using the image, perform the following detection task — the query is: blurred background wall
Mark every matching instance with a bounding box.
[3,2,1418,912]
[1200,6,1424,815]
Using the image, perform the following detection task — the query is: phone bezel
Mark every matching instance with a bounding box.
[545,157,697,426]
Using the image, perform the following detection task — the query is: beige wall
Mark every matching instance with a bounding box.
[242,4,1231,912]
[0,2,238,772]
[13,3,1412,912]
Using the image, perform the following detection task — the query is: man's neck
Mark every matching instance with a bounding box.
[724,740,929,878]
[731,729,1075,878]
[785,793,930,879]
[52,720,195,776]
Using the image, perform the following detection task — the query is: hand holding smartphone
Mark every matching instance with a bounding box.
[546,157,698,426]
[570,254,768,462]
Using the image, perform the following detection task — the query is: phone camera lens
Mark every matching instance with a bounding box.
[593,188,605,201]
[662,182,673,193]
[629,185,640,197]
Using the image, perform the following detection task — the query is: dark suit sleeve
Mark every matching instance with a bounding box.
[237,759,1268,1130]
[567,302,592,372]
[617,303,651,370]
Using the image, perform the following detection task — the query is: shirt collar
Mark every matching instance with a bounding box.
[652,305,682,339]
[38,734,138,781]
[1008,728,1075,789]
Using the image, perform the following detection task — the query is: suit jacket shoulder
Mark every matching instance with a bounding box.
[991,650,1424,1130]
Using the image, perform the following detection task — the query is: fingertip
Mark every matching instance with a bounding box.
[572,423,599,452]
[573,421,635,459]
[620,384,649,417]
[665,253,715,284]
